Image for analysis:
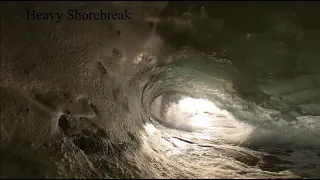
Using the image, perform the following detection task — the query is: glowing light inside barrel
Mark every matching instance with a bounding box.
[190,114,212,128]
[178,97,223,128]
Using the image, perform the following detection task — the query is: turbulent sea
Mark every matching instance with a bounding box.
[1,1,320,179]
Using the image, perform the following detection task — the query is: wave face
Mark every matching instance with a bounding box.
[124,2,320,178]
[127,47,320,178]
[1,2,320,179]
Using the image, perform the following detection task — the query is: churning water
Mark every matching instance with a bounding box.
[1,1,320,179]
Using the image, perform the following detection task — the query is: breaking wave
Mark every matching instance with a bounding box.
[119,9,320,178]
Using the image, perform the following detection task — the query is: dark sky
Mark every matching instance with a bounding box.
[159,1,320,33]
